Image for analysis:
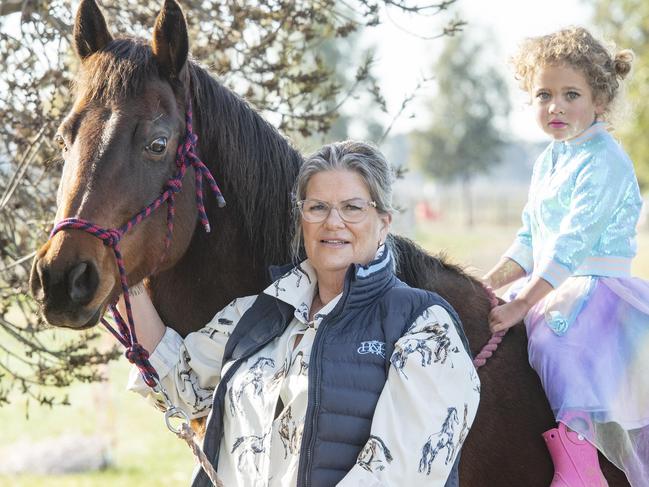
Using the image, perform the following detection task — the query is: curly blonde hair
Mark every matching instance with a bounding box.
[512,27,633,113]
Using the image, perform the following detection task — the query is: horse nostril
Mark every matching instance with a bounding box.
[67,261,99,305]
[30,259,48,302]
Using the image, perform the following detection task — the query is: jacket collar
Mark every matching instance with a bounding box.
[336,244,398,310]
[264,245,397,320]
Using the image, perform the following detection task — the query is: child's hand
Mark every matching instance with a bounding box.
[488,299,530,333]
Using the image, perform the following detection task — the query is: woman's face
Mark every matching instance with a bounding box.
[302,169,391,285]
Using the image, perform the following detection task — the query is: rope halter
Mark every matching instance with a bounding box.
[50,100,225,387]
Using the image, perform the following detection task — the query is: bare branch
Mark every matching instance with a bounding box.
[378,75,433,143]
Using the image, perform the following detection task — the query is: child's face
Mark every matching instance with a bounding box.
[531,65,605,141]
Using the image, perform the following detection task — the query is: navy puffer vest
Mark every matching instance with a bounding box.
[192,249,469,487]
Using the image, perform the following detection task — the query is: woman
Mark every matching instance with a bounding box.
[127,141,480,486]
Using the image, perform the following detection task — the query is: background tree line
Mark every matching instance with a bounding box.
[594,0,649,187]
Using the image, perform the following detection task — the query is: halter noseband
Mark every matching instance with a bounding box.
[50,100,225,387]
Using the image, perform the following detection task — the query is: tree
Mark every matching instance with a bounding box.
[0,0,461,407]
[411,33,510,226]
[593,0,649,188]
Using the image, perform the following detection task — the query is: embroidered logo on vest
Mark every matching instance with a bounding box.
[357,341,386,358]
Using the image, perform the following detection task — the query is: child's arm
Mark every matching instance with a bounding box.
[488,276,553,333]
[482,257,527,290]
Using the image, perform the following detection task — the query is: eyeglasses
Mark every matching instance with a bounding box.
[296,198,377,223]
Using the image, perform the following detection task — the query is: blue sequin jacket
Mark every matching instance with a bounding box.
[505,123,643,289]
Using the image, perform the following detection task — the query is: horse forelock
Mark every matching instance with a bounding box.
[75,38,168,103]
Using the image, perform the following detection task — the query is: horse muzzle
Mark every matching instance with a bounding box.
[29,236,115,329]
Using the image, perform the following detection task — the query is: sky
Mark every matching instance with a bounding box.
[368,0,596,141]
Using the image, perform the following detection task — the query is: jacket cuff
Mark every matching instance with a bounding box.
[503,240,534,274]
[126,326,183,392]
[534,257,571,288]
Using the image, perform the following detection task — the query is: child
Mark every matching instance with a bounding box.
[483,27,649,487]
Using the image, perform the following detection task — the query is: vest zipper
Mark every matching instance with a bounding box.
[298,297,347,486]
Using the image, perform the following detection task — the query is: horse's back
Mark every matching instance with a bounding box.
[391,234,630,486]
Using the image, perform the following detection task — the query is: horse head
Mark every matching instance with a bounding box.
[29,0,198,329]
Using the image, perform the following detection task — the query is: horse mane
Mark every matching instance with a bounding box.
[188,62,303,266]
[75,37,303,267]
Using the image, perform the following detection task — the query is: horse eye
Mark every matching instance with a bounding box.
[146,137,167,155]
[55,134,67,151]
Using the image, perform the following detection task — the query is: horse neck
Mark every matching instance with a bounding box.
[150,65,303,335]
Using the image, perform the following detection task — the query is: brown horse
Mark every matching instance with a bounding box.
[28,1,629,485]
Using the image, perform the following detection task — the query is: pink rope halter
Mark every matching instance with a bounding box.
[473,284,507,369]
[50,100,225,387]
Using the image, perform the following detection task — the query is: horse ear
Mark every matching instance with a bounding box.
[73,0,113,60]
[152,0,189,79]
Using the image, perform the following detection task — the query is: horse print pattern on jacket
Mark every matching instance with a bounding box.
[228,357,276,415]
[391,316,460,379]
[357,435,394,472]
[291,350,309,376]
[199,317,235,339]
[453,403,470,462]
[419,405,465,475]
[274,266,311,299]
[231,432,269,475]
[278,406,302,459]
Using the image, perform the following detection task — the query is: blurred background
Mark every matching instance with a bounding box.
[1,0,648,485]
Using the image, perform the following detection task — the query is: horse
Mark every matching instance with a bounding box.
[28,0,629,485]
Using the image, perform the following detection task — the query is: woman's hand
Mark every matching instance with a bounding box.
[488,299,530,333]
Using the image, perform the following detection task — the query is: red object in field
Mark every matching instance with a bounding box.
[415,200,439,222]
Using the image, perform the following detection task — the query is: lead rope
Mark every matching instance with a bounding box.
[178,424,224,487]
[154,378,223,487]
[50,100,225,487]
[473,284,507,369]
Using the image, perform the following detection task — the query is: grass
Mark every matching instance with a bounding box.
[0,221,647,486]
[0,358,195,486]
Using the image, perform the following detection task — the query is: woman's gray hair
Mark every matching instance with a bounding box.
[291,140,395,261]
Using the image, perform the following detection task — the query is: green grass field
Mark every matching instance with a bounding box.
[0,358,195,486]
[1,222,647,486]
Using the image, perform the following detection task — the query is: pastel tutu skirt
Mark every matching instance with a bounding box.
[509,276,649,487]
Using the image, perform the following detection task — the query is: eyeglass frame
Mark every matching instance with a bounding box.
[295,198,378,223]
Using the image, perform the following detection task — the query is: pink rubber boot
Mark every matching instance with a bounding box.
[542,422,608,487]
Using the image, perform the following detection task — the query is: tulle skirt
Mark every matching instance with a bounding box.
[509,276,649,487]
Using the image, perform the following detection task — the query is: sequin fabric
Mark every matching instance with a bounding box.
[505,122,642,289]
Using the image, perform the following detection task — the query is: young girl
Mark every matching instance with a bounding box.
[483,27,649,487]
